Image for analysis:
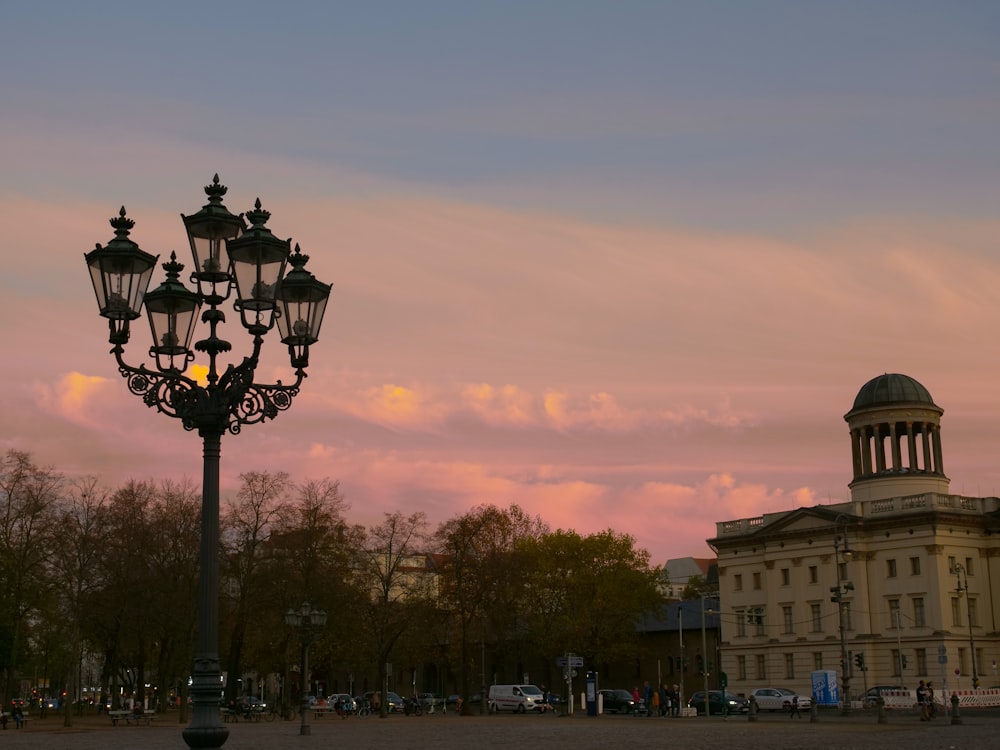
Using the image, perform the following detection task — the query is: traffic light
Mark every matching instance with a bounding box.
[830,586,840,603]
[854,653,865,670]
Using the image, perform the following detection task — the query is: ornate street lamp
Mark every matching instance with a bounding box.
[85,176,332,749]
[954,563,979,689]
[285,602,328,736]
[830,514,854,715]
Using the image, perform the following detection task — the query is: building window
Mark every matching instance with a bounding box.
[916,648,927,676]
[910,556,921,575]
[781,568,790,586]
[813,652,823,671]
[737,655,746,681]
[965,557,974,575]
[733,574,743,592]
[968,598,978,627]
[810,603,822,633]
[948,555,956,573]
[888,598,900,629]
[913,597,925,627]
[887,559,897,578]
[755,609,766,636]
[952,597,962,626]
[756,654,766,680]
[753,571,762,590]
[808,565,818,584]
[736,610,746,638]
[891,649,901,676]
[782,605,794,634]
[785,653,795,680]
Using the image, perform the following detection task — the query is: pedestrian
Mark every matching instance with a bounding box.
[926,681,936,719]
[12,705,23,729]
[659,684,668,717]
[916,680,929,720]
[789,694,801,718]
[670,685,680,717]
[643,681,653,716]
[651,685,660,716]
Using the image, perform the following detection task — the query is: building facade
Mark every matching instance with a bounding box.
[709,374,1000,701]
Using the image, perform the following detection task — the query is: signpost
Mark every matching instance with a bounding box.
[556,654,584,715]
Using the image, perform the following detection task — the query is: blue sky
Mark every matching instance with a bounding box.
[1,2,999,558]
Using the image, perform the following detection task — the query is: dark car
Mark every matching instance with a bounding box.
[599,688,639,714]
[687,690,749,715]
[362,690,403,713]
[861,685,906,707]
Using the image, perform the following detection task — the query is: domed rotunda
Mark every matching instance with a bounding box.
[844,373,950,502]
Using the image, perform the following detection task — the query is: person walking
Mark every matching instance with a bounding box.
[789,694,801,718]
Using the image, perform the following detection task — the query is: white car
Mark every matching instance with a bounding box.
[749,687,811,712]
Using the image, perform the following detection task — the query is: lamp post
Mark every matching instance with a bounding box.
[285,602,328,736]
[84,176,332,749]
[700,596,715,718]
[830,514,854,715]
[678,607,684,712]
[954,564,979,689]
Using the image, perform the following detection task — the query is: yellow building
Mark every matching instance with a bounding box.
[709,373,1000,702]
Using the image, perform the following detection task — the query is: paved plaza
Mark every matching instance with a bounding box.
[0,709,995,750]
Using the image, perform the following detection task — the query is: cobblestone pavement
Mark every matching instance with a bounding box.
[0,710,995,750]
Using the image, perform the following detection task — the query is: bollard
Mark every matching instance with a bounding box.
[950,693,961,725]
[877,696,887,724]
[747,695,757,722]
[809,700,818,723]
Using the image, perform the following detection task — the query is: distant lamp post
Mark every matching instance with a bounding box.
[84,176,332,749]
[700,596,716,718]
[830,514,854,714]
[286,602,328,736]
[954,564,979,689]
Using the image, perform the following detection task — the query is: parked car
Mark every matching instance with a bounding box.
[236,696,267,716]
[417,693,442,709]
[749,687,811,711]
[330,694,356,713]
[361,690,403,712]
[861,685,906,707]
[687,690,749,715]
[598,688,639,714]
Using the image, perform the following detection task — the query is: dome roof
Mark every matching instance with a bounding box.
[852,373,936,410]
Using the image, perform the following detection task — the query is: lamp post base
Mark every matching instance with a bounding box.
[182,725,230,749]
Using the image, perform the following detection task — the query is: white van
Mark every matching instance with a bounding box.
[487,684,548,713]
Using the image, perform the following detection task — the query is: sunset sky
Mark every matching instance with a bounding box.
[2,2,999,560]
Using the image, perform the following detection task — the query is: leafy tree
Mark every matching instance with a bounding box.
[434,504,547,711]
[519,529,662,670]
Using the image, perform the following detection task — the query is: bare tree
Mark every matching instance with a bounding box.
[0,450,62,706]
[220,471,292,703]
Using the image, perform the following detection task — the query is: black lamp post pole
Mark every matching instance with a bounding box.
[831,514,854,715]
[85,176,332,750]
[955,564,979,689]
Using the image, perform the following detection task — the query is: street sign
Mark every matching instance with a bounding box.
[557,656,584,667]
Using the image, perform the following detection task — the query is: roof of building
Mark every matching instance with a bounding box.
[851,373,936,410]
[638,597,721,633]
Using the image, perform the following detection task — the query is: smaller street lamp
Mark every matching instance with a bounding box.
[830,514,854,715]
[700,596,716,719]
[954,564,979,689]
[285,602,328,736]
